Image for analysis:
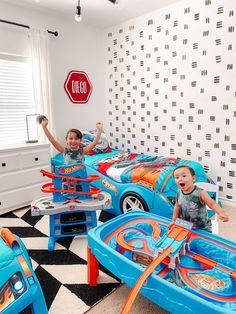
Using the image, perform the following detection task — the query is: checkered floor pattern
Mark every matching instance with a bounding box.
[0,208,120,314]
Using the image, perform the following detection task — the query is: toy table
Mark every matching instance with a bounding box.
[87,210,236,314]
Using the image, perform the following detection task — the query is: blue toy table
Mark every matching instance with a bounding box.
[87,211,236,314]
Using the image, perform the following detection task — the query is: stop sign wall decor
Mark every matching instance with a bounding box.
[64,70,93,103]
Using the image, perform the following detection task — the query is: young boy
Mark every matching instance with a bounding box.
[171,165,229,232]
[41,117,103,164]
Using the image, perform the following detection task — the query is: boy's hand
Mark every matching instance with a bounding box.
[96,122,103,130]
[41,117,48,128]
[219,212,229,222]
[169,221,175,230]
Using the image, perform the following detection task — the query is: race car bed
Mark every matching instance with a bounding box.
[51,148,211,219]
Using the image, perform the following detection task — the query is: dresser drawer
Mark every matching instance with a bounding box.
[0,165,51,192]
[0,153,21,174]
[0,143,51,214]
[20,148,50,169]
[0,183,46,215]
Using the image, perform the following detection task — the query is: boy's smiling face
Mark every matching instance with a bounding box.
[66,131,82,151]
[174,167,195,193]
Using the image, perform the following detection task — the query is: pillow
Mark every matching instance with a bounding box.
[81,129,111,154]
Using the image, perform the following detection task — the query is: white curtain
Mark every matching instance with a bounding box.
[28,28,54,142]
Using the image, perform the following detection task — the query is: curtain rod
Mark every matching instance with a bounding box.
[0,19,58,36]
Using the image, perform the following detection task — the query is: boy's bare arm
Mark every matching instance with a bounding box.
[83,122,103,154]
[200,190,229,222]
[172,201,180,222]
[41,118,64,153]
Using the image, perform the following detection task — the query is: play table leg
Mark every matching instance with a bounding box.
[87,246,99,286]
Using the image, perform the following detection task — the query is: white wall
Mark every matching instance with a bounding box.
[0,1,105,144]
[1,0,235,203]
[104,0,236,202]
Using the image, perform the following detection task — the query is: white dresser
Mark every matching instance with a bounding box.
[0,143,51,215]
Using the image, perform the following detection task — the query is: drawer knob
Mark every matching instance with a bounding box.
[2,163,6,167]
[35,157,39,161]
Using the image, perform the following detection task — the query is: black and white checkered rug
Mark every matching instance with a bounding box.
[0,208,120,314]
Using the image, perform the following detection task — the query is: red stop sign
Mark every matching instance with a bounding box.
[64,70,93,103]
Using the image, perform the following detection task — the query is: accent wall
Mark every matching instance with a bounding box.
[104,0,236,202]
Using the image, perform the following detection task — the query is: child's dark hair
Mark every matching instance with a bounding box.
[173,165,195,176]
[66,128,82,140]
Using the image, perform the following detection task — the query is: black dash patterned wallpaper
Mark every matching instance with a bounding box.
[104,0,236,202]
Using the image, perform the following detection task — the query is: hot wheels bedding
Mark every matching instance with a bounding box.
[85,149,207,192]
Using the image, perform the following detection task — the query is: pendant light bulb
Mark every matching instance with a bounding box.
[108,0,120,7]
[75,13,82,22]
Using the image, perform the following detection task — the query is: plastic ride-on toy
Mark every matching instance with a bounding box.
[0,227,47,314]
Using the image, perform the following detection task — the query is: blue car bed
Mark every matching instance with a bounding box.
[51,148,212,219]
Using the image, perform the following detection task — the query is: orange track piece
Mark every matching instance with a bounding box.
[104,218,163,244]
[116,222,161,253]
[0,228,32,278]
[190,252,236,277]
[175,229,189,241]
[120,246,173,314]
[192,254,217,268]
[117,232,135,251]
[167,226,189,241]
[0,228,19,248]
[41,182,101,195]
[18,255,32,277]
[230,270,236,280]
[150,222,161,239]
[40,169,100,182]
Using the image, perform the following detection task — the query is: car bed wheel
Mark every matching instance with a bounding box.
[121,193,149,213]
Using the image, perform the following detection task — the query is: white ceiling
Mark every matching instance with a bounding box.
[2,0,182,29]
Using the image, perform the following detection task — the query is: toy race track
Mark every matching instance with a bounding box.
[87,211,236,314]
[31,193,111,216]
[31,163,111,250]
[31,165,111,216]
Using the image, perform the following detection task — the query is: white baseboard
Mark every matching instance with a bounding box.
[220,197,236,208]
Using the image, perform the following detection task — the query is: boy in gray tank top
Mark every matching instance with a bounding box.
[40,117,103,163]
[171,165,229,232]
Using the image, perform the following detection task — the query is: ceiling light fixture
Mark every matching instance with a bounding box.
[75,0,82,22]
[108,0,120,8]
[75,0,120,23]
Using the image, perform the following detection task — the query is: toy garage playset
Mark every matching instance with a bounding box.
[31,163,111,251]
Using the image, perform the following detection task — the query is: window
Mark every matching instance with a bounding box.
[0,53,36,145]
